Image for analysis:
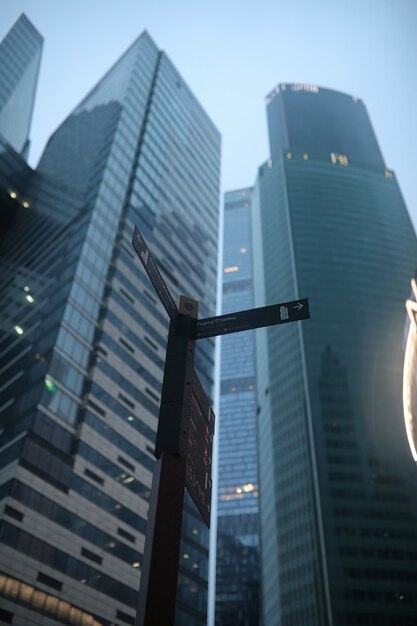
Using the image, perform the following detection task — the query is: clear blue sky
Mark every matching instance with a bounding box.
[2,0,417,226]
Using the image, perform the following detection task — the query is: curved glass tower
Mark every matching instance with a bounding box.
[254,84,417,626]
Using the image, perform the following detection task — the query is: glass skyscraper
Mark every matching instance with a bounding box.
[0,14,43,159]
[0,25,220,626]
[253,83,417,626]
[215,188,260,625]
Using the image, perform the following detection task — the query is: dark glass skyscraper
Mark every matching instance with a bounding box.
[0,26,220,626]
[215,188,260,625]
[253,83,417,626]
[0,14,43,158]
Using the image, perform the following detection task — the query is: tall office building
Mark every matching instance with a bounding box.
[253,84,417,626]
[215,188,260,625]
[0,14,43,158]
[0,26,220,626]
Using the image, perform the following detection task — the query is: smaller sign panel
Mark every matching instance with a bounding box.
[179,295,199,320]
[192,298,310,340]
[183,372,215,527]
[132,225,179,320]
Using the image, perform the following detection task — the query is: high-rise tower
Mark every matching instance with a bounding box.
[0,14,43,158]
[253,83,417,626]
[0,28,220,626]
[215,188,260,625]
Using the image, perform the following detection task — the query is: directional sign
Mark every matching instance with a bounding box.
[183,371,215,527]
[132,225,179,320]
[192,298,310,340]
[188,369,215,433]
[133,221,311,624]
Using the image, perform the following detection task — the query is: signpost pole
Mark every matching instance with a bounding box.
[135,315,195,626]
[134,452,186,626]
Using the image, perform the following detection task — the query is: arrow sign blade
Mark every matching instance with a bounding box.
[132,225,179,320]
[191,298,310,340]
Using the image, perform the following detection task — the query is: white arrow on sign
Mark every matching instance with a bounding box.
[293,302,304,310]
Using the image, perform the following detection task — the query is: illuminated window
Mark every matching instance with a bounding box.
[330,153,348,166]
[291,83,319,93]
[44,375,57,393]
[33,590,47,609]
[224,266,239,273]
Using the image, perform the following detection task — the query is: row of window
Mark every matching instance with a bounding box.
[334,507,413,522]
[63,303,96,345]
[84,411,154,472]
[0,573,111,626]
[0,521,137,607]
[341,612,417,626]
[41,387,79,427]
[56,326,90,370]
[69,473,146,533]
[21,436,73,490]
[346,567,417,582]
[344,589,417,604]
[77,441,151,500]
[93,361,159,418]
[98,333,162,393]
[339,545,417,560]
[88,382,156,441]
[109,291,166,350]
[6,480,142,565]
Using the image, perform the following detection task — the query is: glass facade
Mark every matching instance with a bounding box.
[0,14,43,158]
[215,188,260,625]
[254,84,417,626]
[0,26,220,626]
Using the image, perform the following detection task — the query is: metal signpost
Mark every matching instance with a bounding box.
[132,224,310,626]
